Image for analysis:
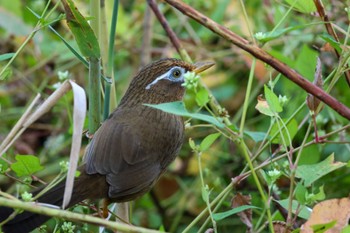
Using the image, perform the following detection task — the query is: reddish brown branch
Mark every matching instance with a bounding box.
[313,0,350,87]
[164,0,350,120]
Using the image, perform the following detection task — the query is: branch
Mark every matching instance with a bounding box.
[147,0,191,62]
[0,197,162,233]
[164,0,350,120]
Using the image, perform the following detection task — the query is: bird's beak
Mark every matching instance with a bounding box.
[193,61,215,74]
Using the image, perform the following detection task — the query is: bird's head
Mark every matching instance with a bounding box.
[120,58,214,106]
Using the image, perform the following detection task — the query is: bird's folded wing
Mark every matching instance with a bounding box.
[84,112,161,200]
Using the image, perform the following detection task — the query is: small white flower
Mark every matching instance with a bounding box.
[267,168,281,178]
[182,72,200,90]
[58,71,69,80]
[21,191,33,202]
[278,95,288,106]
[254,32,266,41]
[59,161,69,172]
[62,222,76,233]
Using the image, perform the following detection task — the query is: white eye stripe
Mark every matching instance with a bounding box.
[145,66,185,90]
[145,72,169,90]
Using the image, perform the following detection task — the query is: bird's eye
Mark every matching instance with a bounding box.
[172,69,182,78]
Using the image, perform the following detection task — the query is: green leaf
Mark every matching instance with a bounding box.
[306,186,325,203]
[285,0,316,13]
[341,225,350,233]
[144,101,224,128]
[255,25,307,42]
[264,85,282,113]
[311,220,336,233]
[269,118,298,145]
[0,53,15,61]
[62,0,100,58]
[213,205,260,221]
[0,68,12,80]
[0,159,9,173]
[200,133,221,151]
[295,45,318,80]
[201,186,209,202]
[195,87,209,107]
[255,96,274,116]
[295,182,307,205]
[277,199,311,219]
[188,138,197,151]
[296,154,346,187]
[244,131,267,142]
[11,155,44,177]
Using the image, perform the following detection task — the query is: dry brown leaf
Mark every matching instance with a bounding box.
[306,57,323,114]
[301,197,350,233]
[273,221,292,233]
[232,193,253,232]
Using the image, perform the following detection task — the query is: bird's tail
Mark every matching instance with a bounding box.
[0,166,107,233]
[0,179,74,233]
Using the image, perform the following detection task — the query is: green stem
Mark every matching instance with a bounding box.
[198,184,231,232]
[239,58,256,136]
[239,140,275,233]
[90,0,100,40]
[88,57,101,134]
[197,151,217,233]
[286,123,312,226]
[238,0,255,43]
[183,184,233,233]
[0,197,162,233]
[103,0,119,119]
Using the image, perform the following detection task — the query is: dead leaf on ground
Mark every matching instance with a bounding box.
[273,221,292,233]
[232,193,253,232]
[301,197,350,233]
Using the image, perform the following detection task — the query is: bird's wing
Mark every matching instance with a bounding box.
[84,110,161,201]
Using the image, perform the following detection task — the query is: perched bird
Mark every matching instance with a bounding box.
[0,58,214,233]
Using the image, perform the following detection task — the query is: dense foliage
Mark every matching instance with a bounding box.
[0,0,349,232]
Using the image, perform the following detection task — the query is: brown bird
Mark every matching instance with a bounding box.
[0,58,214,233]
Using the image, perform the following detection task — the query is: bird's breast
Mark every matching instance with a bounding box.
[137,107,184,166]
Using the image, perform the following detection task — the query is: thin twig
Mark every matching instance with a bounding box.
[147,0,191,62]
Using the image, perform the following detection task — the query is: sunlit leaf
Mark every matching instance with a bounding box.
[296,154,346,187]
[0,53,15,61]
[285,0,316,13]
[269,118,298,145]
[255,95,274,116]
[11,155,44,177]
[196,87,209,107]
[62,0,100,58]
[295,182,307,204]
[200,133,220,151]
[213,205,259,221]
[264,85,282,113]
[277,199,311,220]
[145,101,224,128]
[311,221,337,233]
[244,131,268,142]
